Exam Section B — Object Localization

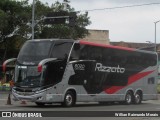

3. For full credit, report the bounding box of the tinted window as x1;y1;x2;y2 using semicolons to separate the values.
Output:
51;42;72;60
18;41;52;63
43;62;65;86
70;44;86;60
87;46;102;61
70;44;102;61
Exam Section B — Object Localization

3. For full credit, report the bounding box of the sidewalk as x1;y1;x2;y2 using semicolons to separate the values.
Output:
0;91;10;94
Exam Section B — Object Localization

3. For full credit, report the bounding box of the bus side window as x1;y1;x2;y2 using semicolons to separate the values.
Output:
87;46;102;61
51;42;72;60
44;62;64;86
70;44;86;60
102;48;114;64
80;45;89;60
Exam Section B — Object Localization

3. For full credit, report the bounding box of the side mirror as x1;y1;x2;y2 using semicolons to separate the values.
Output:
2;58;17;72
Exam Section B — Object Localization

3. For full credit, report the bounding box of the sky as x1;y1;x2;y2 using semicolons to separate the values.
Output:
28;0;160;43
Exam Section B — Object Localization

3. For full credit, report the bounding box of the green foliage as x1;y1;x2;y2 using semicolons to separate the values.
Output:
0;0;31;42
34;0;91;39
0;0;91;41
0;0;31;61
0;0;91;61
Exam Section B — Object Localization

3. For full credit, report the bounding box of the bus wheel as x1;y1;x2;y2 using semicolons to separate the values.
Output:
134;92;142;104
62;91;75;107
35;102;45;106
125;91;133;105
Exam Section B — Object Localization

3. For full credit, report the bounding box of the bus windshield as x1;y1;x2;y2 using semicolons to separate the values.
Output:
17;41;52;64
14;65;43;87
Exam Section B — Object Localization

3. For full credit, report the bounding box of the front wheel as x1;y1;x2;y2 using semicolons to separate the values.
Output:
62;91;76;107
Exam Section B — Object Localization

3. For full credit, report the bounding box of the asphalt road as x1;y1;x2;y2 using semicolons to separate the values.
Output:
0;93;160;120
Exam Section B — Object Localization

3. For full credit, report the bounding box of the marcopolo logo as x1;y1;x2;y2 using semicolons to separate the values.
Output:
95;63;125;73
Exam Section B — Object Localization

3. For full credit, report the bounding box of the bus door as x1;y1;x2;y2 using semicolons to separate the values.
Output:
43;61;65;86
68;60;96;96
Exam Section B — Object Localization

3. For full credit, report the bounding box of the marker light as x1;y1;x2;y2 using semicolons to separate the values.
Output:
38;64;42;72
37;58;57;72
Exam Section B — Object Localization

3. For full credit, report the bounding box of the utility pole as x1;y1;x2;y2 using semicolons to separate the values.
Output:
31;0;76;39
32;0;35;40
154;20;160;52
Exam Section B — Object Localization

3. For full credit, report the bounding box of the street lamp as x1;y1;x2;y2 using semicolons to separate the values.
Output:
154;20;160;52
146;41;152;44
31;0;70;40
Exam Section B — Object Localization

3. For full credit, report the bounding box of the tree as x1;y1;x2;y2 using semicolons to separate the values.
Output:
0;0;31;61
34;0;91;39
0;0;31;42
0;0;91;61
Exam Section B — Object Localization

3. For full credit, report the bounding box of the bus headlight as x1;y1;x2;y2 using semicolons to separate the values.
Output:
37;96;43;101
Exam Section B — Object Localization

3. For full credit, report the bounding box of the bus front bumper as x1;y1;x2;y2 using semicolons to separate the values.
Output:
12;90;46;102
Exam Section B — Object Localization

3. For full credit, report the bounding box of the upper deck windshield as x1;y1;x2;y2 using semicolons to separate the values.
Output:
17;40;74;65
18;41;52;64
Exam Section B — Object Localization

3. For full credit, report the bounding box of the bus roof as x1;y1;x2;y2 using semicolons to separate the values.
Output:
27;39;75;43
79;40;156;54
26;39;156;54
79;40;134;51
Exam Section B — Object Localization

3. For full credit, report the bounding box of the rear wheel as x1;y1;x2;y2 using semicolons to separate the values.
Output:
125;91;133;105
62;91;76;107
134;92;142;104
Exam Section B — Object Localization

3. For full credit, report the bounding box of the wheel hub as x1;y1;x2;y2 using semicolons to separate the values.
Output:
66;94;72;105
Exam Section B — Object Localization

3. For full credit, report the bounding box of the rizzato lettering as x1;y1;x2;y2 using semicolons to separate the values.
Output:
95;63;125;73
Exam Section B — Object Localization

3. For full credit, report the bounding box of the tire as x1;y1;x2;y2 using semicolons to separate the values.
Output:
125;91;133;105
134;92;142;104
35;102;45;106
62;91;75;107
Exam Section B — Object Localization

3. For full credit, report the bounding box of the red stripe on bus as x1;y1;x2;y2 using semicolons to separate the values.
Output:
38;64;42;72
104;70;154;94
2;62;6;72
79;40;134;51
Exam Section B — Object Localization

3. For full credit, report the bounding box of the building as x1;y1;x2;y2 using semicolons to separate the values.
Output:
110;41;160;58
83;29;110;44
110;41;152;49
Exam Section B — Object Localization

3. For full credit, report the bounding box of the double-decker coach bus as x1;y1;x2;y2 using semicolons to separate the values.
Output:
3;39;158;107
